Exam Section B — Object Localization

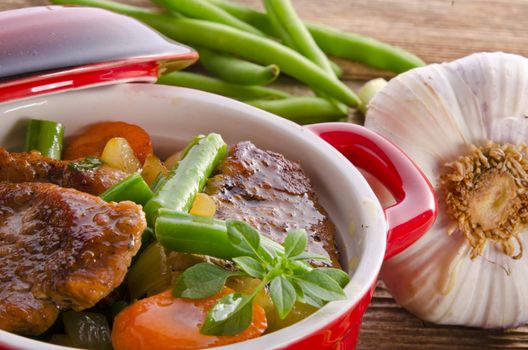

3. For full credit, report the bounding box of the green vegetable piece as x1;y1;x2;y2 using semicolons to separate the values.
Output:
226;219;261;257
246;97;347;124
155;210;284;260
99;173;153;205
197;47;279;86
295;269;347;302
263;0;334;75
201;293;254;336
232;256;265;279
316;268;350;288
173;262;236;299
153;0;264;36
292;251;331;262
283;229;308;258
158;71;290;101
269;276;296;319
67;156;103;171
329;60;343;78
207;0;426;73
144;133;227;225
62;311;112;350
24;119;64;159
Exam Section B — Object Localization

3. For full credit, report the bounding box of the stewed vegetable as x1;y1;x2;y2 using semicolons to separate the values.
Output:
0;118;350;350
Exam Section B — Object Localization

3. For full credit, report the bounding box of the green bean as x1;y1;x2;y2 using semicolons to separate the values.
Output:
24;119;64;160
50;0;359;107
153;0;264;36
246;96;347;124
157;71;290;100
207;0;425;73
155;210;285;259
196;47;279;85
143;133;226;225
99;173;153;205
263;0;333;75
330;60;343;78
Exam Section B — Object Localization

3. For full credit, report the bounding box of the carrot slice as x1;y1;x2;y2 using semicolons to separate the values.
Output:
63;122;152;164
112;288;267;350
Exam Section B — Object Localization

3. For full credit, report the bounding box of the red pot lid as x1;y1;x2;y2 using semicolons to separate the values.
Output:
0;6;198;103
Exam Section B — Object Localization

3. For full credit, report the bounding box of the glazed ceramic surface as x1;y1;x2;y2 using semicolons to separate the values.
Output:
0;84;434;349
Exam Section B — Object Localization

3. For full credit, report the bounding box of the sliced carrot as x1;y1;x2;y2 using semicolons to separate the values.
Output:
112;288;267;350
63;121;152;164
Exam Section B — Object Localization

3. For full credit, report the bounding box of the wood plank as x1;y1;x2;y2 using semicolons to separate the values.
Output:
2;1;528;349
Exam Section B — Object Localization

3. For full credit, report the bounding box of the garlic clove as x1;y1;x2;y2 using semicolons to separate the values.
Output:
367;52;528;328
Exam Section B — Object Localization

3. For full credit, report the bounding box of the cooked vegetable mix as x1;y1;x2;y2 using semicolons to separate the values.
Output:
24;119;64;159
2;118;351;349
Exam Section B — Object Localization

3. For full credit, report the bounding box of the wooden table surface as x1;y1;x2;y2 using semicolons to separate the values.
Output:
3;0;528;349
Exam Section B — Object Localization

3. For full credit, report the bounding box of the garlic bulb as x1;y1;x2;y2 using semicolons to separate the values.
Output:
365;52;528;328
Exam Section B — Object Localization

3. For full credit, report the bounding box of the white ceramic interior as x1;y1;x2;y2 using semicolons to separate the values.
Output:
0;84;387;350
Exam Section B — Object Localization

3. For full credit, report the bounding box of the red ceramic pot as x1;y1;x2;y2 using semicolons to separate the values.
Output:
0;6;437;350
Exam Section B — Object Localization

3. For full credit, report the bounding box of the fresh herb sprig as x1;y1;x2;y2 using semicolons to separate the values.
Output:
172;220;349;336
67;156;103;171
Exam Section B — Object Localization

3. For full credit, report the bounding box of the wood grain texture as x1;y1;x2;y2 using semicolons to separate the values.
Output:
2;0;528;349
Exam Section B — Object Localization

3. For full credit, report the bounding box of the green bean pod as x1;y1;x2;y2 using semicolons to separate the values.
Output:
143;133;227;225
207;0;426;73
155;210;285;259
157;71;290;100
197;47;279;85
152;0;264;36
246;96;347;124
99;172;153;205
24;119;64;160
49;0;359;107
263;0;334;75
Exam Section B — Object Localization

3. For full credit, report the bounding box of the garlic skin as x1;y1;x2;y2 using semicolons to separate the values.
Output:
365;52;528;328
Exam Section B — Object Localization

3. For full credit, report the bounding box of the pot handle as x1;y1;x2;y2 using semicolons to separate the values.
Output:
305;122;437;260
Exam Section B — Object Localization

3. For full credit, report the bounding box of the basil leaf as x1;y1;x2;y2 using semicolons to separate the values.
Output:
301;290;325;308
233;256;266;279
172;263;232;299
316;268;350;288
292;251;331;262
270;276;296;319
289;278;324;308
226;220;261;258
295;269;347;301
201;293;254;336
283;229;307;258
68;156;102;171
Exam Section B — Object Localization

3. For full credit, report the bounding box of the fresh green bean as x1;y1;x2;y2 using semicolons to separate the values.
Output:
330;60;343;78
196;47;279;85
263;0;333;75
246;96;347;124
144;133;227;225
50;0;359;107
155;210;285;259
99;173;153;205
24;119;64;160
152;0;264;36
157;71;290;100
207;0;425;73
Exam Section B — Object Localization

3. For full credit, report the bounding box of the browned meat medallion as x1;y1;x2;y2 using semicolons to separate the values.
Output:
0;182;146;335
206;141;340;267
0;148;127;195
